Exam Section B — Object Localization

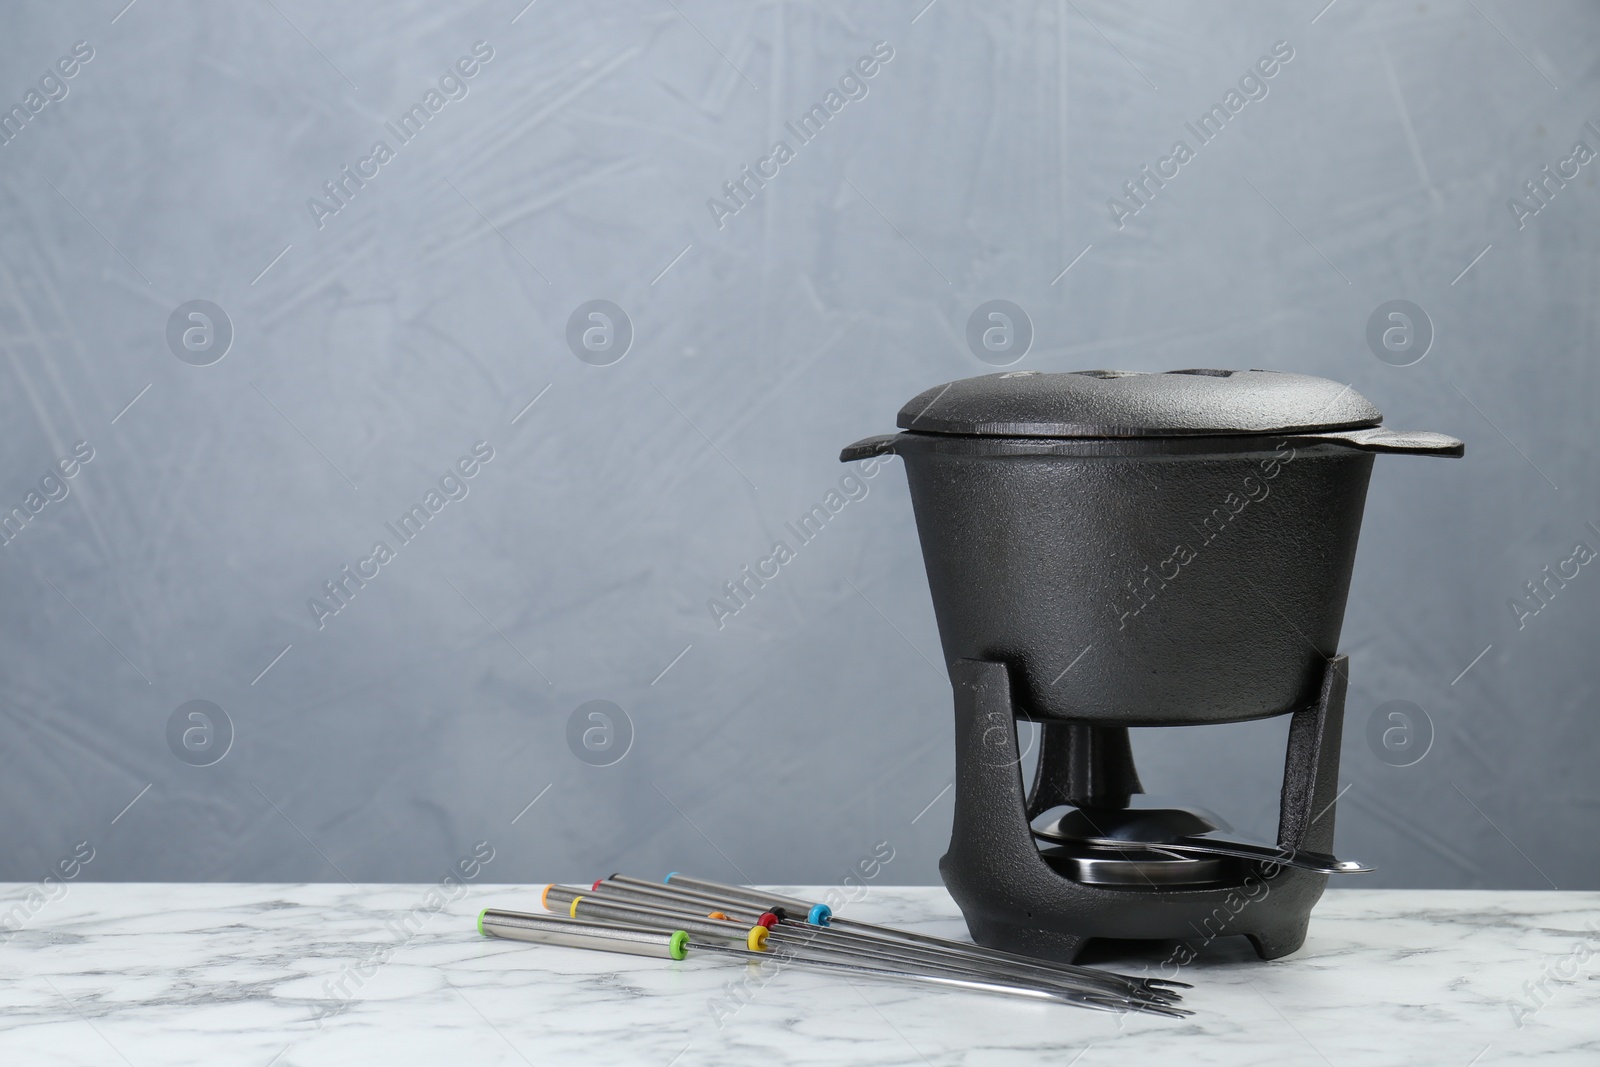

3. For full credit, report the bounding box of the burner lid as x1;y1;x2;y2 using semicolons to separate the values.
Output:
1033;803;1243;888
895;369;1382;438
1038;842;1238;887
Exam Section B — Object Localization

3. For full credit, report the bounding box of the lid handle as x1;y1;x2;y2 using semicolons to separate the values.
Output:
840;434;900;463
1298;427;1464;457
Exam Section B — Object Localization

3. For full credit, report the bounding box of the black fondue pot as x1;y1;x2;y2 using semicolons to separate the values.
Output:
842;369;1463;727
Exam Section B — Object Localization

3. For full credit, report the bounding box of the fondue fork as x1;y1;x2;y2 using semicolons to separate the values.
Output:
544;882;777;927
555;893;772;950
542;894;1159;1011
590;875;774;920
542;884;1183;1011
642;874;1192;993
755;917;1183;1011
478;910;1184;1014
609;873;1184;999
538;881;778;928
601;875;1188;1004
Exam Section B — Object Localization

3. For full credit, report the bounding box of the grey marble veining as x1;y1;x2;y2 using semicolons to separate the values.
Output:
2;884;1597;1065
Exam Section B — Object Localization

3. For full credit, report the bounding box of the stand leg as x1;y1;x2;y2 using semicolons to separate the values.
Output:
1277;656;1348;856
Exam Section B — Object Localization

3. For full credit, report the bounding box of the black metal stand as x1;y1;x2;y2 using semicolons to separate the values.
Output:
939;655;1349;963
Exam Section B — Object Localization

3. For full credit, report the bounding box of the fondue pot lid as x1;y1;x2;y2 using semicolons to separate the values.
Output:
896;369;1383;438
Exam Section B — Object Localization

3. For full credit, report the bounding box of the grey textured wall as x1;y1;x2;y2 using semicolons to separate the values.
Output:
1;0;1595;892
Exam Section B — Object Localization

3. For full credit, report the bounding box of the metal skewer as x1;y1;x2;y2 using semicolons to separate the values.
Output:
594;876;1185;1010
751;919;1181;1012
556;892;771;950
479;910;1175;1013
688;940;1182;1015
613;874;821;922
545;883;775;928
541;885;1180;1012
479;910;689;958
659;872;1196;988
564;883;1180;1008
759;915;1178;1007
600;876;781;919
612;874;1188;999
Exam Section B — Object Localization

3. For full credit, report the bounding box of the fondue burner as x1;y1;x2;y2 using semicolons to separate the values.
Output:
843;369;1462;963
940;655;1350;960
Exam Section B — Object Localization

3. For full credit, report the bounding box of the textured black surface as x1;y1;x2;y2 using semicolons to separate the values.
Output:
938;657;1349;963
852;369;1458;955
890;432;1378;725
1024;725;1142;816
895;369;1383;438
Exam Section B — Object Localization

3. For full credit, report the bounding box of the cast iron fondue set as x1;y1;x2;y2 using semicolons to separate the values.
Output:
843;368;1463;963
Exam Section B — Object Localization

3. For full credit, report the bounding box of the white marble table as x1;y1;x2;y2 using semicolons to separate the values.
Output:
2;884;1596;1066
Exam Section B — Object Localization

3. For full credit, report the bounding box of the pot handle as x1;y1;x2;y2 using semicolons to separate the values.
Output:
1296;427;1464;457
840;434;900;462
